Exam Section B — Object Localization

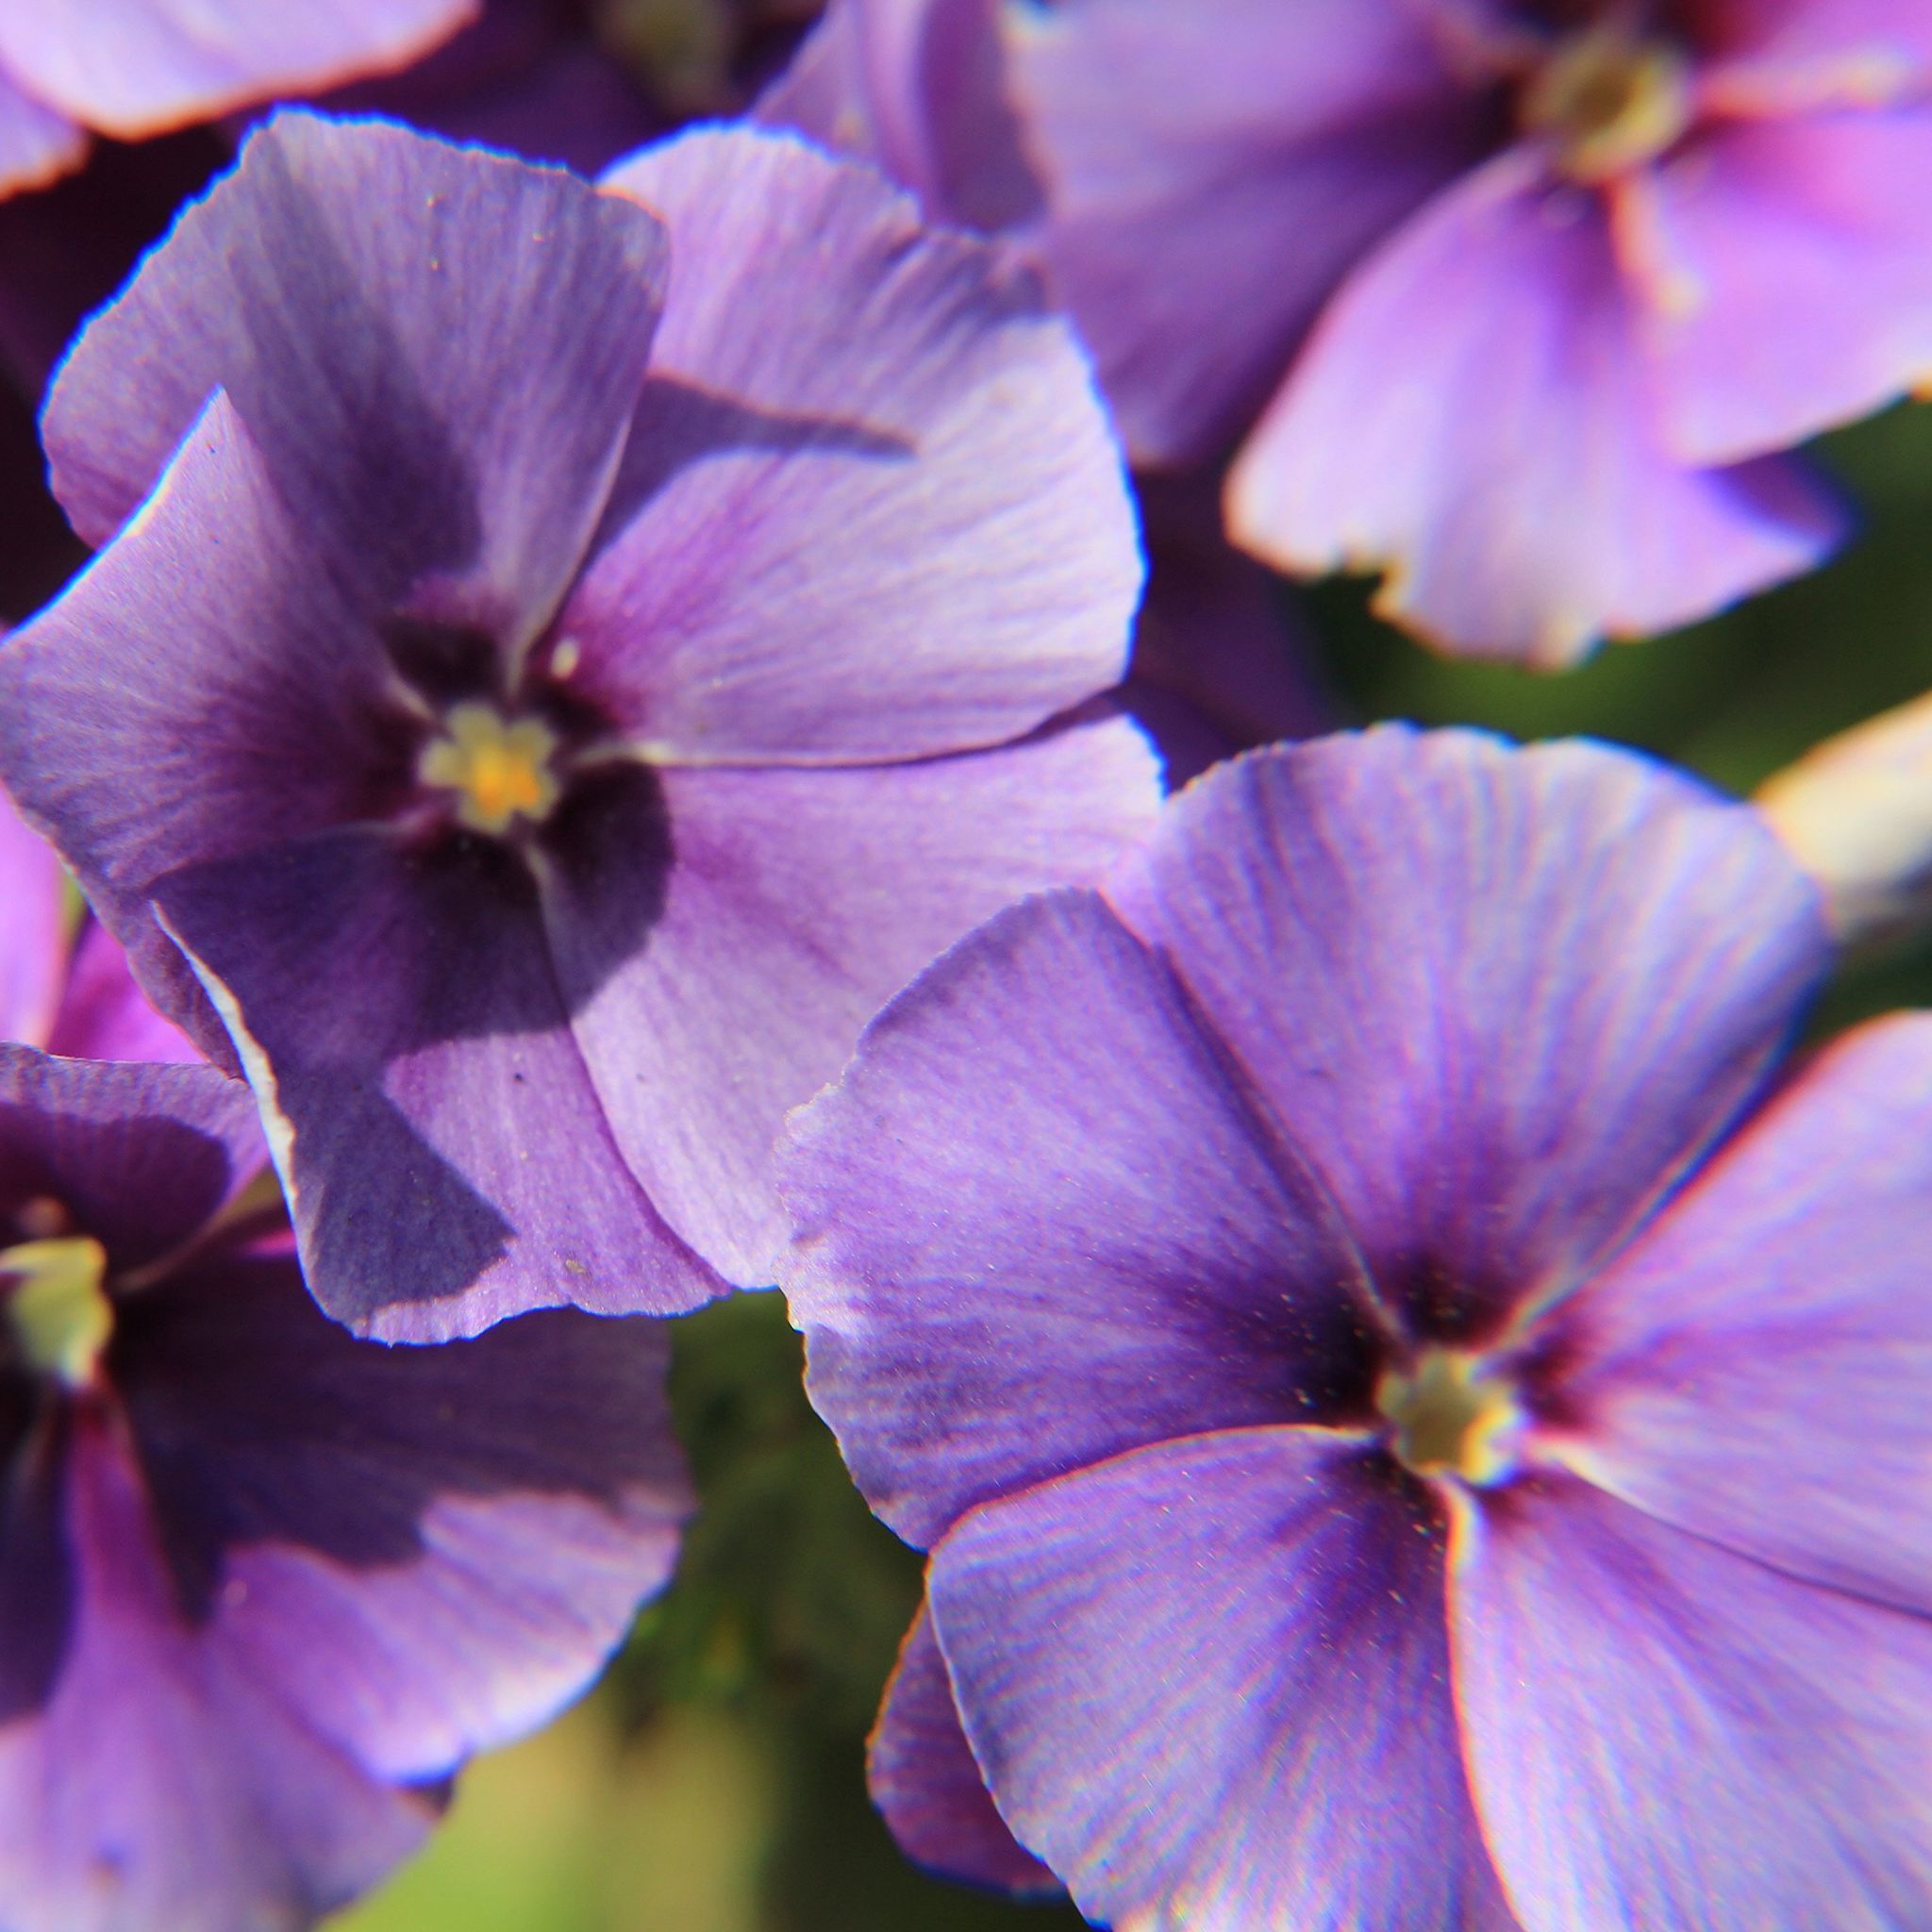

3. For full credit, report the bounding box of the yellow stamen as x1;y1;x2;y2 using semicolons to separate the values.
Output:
3;1236;113;1390
1377;1348;1524;1487
418;702;561;835
1521;27;1694;183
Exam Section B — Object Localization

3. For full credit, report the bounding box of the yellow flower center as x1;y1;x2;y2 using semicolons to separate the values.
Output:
1376;1347;1524;1487
2;1236;113;1390
1521;26;1694;182
418;702;561;835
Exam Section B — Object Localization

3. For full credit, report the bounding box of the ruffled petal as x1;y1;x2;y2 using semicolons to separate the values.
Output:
44;111;663;654
581;125;1139;764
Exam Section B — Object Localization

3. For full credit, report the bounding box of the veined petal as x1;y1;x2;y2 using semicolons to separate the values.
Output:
868;1604;1058;1895
778;884;1370;1549
557;715;1158;1292
1230;156;1847;663
581;126;1139;765
44;111;664;651
1107;731;1827;1339
1453;1474;1932;1932
151;825;723;1340
929;1429;1519;1932
1549;1011;1932;1617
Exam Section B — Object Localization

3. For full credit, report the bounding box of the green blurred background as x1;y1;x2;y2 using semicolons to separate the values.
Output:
332;400;1932;1932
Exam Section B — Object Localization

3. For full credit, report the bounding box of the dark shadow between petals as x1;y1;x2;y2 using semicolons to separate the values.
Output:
115;1252;678;1624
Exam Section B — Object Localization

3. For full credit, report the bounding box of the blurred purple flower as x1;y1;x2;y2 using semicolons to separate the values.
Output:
0;787;196;1065
779;728;1932;1926
1002;0;1932;662
0;0;475;198
0;112;1154;1341
0;1044;689;1931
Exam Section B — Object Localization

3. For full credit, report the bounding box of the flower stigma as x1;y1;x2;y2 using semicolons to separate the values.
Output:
1;1236;113;1390
1376;1347;1524;1487
1520;25;1694;182
418;701;562;835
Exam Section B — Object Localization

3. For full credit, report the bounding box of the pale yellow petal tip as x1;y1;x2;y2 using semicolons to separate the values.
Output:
1757;691;1932;945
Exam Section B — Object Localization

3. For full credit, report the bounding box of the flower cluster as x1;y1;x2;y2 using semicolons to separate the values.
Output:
1;2;1930;1927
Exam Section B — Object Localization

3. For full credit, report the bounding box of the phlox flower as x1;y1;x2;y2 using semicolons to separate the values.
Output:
0;0;475;196
779;726;1932;1928
0;1043;691;1931
994;0;1932;661
0;112;1153;1341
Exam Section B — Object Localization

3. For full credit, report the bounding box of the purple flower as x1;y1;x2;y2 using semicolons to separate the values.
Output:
777;728;1932;1926
0;787;197;1065
997;0;1932;661
0;1043;690;1930
0;0;475;197
760;5;1332;782
0;112;1153;1340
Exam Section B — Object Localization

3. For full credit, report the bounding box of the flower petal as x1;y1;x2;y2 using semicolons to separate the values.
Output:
929;1428;1518;1931
44;111;663;652
778;883;1370;1548
1453;1474;1932;1932
1622;109;1932;465
0;62;84;198
151;824;723;1340
1696;0;1932;108
1008;0;1495;463
119;1256;690;1779
1107;730;1828;1339
558;715;1158;1292
0;0;474;140
0;1414;433;1932
43;923;200;1065
755;0;1041;232
0;391;419;1059
1229;157;1847;664
581;125;1140;764
1548;1010;1932;1617
868;1604;1058;1895
0;785;65;1049
0;1047;262;1273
